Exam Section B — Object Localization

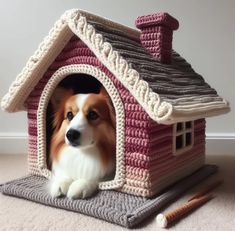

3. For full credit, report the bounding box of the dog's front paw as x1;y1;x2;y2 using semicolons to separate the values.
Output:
50;182;63;198
50;177;73;198
67;179;98;199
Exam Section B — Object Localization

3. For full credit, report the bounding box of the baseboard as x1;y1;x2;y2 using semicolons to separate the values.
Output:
206;133;235;155
0;133;28;155
0;133;234;155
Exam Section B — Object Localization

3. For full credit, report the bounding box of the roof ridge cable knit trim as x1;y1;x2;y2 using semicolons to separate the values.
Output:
68;10;173;123
1;9;230;124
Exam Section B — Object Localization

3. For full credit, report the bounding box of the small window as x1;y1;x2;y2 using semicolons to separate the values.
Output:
176;135;183;149
186;132;192;146
186;121;192;129
177;123;183;131
173;121;194;155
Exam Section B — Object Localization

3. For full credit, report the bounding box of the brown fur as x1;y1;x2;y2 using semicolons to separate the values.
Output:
50;87;116;169
83;91;116;168
50;89;74;161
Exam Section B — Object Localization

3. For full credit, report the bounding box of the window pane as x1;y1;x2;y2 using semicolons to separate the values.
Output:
186;121;192;129
176;135;183;149
177;123;183;131
186;132;192;146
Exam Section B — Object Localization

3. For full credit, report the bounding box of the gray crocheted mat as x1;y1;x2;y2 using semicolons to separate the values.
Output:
0;165;217;228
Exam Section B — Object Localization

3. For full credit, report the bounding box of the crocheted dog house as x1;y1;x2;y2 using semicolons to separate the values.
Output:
1;10;229;197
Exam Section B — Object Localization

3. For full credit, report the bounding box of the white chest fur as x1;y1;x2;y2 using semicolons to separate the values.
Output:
53;145;106;182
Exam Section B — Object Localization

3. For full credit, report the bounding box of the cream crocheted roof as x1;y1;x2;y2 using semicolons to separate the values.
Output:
1;9;230;124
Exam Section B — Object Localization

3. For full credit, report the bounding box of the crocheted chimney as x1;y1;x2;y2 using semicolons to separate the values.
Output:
136;12;179;64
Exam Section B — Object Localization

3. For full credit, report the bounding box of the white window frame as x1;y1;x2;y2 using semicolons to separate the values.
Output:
173;121;194;156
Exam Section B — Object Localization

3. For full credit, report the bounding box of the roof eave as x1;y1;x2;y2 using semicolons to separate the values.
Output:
160;103;230;125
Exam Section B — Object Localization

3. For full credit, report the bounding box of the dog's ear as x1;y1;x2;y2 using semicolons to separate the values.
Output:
50;87;73;109
50;87;73;132
99;86;107;95
99;87;116;128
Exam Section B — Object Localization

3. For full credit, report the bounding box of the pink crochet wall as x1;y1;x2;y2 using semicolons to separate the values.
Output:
123;119;205;196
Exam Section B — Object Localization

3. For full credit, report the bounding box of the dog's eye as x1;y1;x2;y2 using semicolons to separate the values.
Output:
87;110;99;121
67;111;74;121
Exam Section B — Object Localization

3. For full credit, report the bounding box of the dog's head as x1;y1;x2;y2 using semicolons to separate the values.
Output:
50;87;116;155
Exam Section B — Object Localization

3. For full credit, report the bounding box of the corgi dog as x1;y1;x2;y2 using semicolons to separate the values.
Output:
49;87;116;199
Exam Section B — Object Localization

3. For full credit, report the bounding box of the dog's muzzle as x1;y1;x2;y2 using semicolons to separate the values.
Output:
66;129;81;146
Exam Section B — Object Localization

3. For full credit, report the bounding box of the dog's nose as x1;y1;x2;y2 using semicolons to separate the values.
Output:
66;129;81;145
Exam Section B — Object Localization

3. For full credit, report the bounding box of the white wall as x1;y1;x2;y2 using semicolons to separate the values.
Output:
0;0;234;154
